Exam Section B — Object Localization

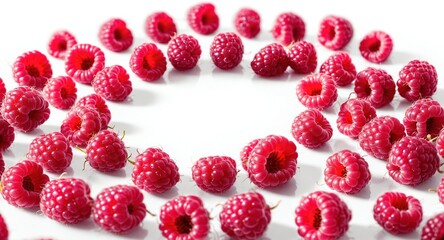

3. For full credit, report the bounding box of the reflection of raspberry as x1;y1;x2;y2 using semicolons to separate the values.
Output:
75;93;111;129
167;34;201;71
86;129;127;172
187;3;219;35
47;30;77;59
42;76;77;110
92;65;133;102
65;43;105;84
234;8;260;39
355;67;396;108
145;12;177;43
318;15;353;50
397;60;438;102
251;43;288;77
421;213;444;239
192;156;237;193
60;106;102;148
210;32;244;70
98;18;133;52
291;108;333;149
359;31;393;63
403;98;444;139
288;40;317;74
272;12;305;46
336;98;376;138
320;52;356;86
296;73;337;110
130;43;167;82
13;50;53;89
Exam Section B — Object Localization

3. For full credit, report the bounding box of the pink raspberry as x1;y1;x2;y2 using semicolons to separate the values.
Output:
272;12;306;46
60;106;102;148
0;116;15;152
234;8;261;39
0;214;7;240
288;40;317;74
355;67;396;108
12;50;53;89
318;15;353;50
129;43;167;82
0;154;4;177
437;176;444;204
98;18;133;52
65;43;105;84
145;12;177;44
336;98;377;138
403;98;444;139
319;51;356;86
192;156;237;193
42;76;77;110
240;138;261;171
437;128;444;158
295;191;351;239
167;34;201;71
40;178;93;224
92;65;133;102
86;129;127;172
373;192;422;234
421;213;444;239
187;3;219;35
251;43;288;77
47;30;77;59
74;93;111;129
291;108;333;149
360;31;393;63
0;77;6;105
296;73;338;110
210;32;244;70
219;192;271;239
397;60;438;102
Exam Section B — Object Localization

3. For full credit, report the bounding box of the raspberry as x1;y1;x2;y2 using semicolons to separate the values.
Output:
373;192;422;234
28;132;73;173
145;12;177;43
12;50;53;89
92;65;133;102
437;128;444;158
60;106;102;148
319;51;356;86
86;129;127;172
159;195;210;239
0;116;15;152
295;191;351;239
336;98;377;138
318;15;353;50
192;156;237;192
296;73;338;110
358;116;406;160
40;178;93;224
403;98;444;139
42;76;77;110
92;185;147;234
167;34;202;71
129;43;167;82
291;109;333;149
354;67;396;108
0;214;7;240
187;3;219;35
98;18;133;52
210;32;244;70
1;86;50;133
288;40;317;74
438;176;444;204
359;31;393;63
397;60;438;102
234;8;261;39
74;93;111;129
272;12;305;46
421;213;444;240
131;147;180;194
240;138;261;171
65;43;105;84
250;43;288;77
0;77;6;105
47;30;77;59
1;160;49;208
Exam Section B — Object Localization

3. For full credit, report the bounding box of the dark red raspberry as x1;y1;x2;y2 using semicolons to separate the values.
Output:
65;43;105;84
437;128;444;158
74;93;111;129
403;98;444;139
0;77;6;105
288;40;317;74
360;31;393;63
421;213;444;240
0;154;4;177
92;65;133;102
291;109;333;149
167;34;202;71
251;43;288;77
92;185;147;234
397;60;438;102
295;191;351;239
437;176;444;204
296;73;337;110
60;106;102;148
1;86;50;133
159;195;210;239
1;160;49;208
373;192;422;234
234;8;261;39
355;67;396;108
42;76;77;110
130;43;167;82
86;129;127;172
98;18;133;52
272;12;305;46
47;30;77;60
336;98;377;138
240;138;261;171
319;51;356;86
0;214;7;240
187;3;219;35
145;12;177;44
40;178;93;224
0;116;15;152
131;147;180;194
318;15;353;50
12;50;53;89
192;156;237;192
210;32;244;70
28;132;73;173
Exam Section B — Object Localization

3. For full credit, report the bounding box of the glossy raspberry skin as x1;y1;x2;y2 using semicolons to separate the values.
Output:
130;43;167;82
145;12;177;44
98;18;133;52
272;12;305;46
336;98;377;138
360;31;393;63
320;51;356;86
234;8;260;39
251;43;288;77
0;116;15;152
65;43;105;84
291;109;333;149
0;214;8;240
74;93;111;129
210;32;244;70
397;60;438;102
42;76;77;110
47;30;77;60
60;106;102;148
288;40;317;74
167;34;202;71
0;77;6;105
355;67;396;108
437;176;444;204
421;213;444;240
192;156;237;193
86;129;127;172
318;15;353;50
296;73;338;110
0;154;4;177
403;98;444;139
437;128;444;158
13;50;53;89
92;65;132;102
240;138;261;171
187;3;219;35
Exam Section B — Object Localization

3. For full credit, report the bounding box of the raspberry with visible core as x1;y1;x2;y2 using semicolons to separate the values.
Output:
130;43;167;82
397;60;438;102
251;43;288;77
296;73;338;110
42;76;77;110
47;30;77;60
12;50;53;90
403;98;444;139
421;213;444;240
234;8;261;39
210;32;244;70
60;106;102;148
145;12;177;44
336;98;377;138
98;18;133;52
319;51;356;86
291;108;333;149
65;43;105;84
92;65;133;102
192;156;237;193
167;34;202;71
359;31;393;63
355;67;396;108
74;93;111;129
288;40;317;74
187;3;219;35
86;129;127;172
272;12;305;46
318;15;353;50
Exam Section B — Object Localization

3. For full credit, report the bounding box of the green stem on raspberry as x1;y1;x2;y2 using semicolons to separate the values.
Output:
75;146;86;154
120;130;126;140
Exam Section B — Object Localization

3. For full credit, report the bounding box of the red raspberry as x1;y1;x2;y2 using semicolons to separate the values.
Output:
130;43;167;82
98;18;133;52
336;98;377;138
42;76;77;110
1;160;49;208
291;108;333;148
167;34;202;71
159;195;210;239
92;65;133;102
0;154;4;177
0;116;15;152
421;213;444;240
355;67;396;108
437;176;444;204
65;43;105;84
437;128;444;158
210;32;244;70
318;15;353;50
40;178;93;224
131;147;180;194
403;98;444;139
360;31;393;63
240;138;261;171
319;51;356;86
92;185;147;234
86;129;127;172
0;77;6;105
397;60;438;102
295;191;351;239
47;30;77;60
60;106;102;148
145;12;177;44
373;192;422;234
272;12;305;46
1;86;50;133
192;156;237;192
12;50;53;89
296;73;338;110
251;43;288;77
288;40;317;74
0;214;7;240
234;8;261;39
28;132;73;173
75;93;111;129
187;3;219;35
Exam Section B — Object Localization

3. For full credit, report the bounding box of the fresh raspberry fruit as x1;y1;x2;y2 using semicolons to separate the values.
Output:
1;86;50;133
92;65;133;102
65;43;105;84
131;147;180;194
272;12;305;46
296;73;338;110
40;178;93;224
0;214;7;240
86;129;127;172
47;30;77;60
92;185;147;234
130;43;167;82
187;3;219;35
1;160;49;208
373;192;422;234
192;156;237;192
318;15;353;50
336;98;377;138
360;31;393;63
437;128;444;158
234;8;261;39
145;12;177;44
0;77;6;105
251;43;288;77
0;155;4;177
12;50;53;89
295;191;351;239
167;34;202;71
42;76;77;110
437;176;444;204
288;40;317;74
397;60;438;102
403;98;444;139
159;195;210;240
0;116;15;152
240;138;261;171
421;213;444;240
319;51;356;86
28;132;73;173
210;32;244;70
60;106;102;148
98;18;133;52
291;109;333;149
74;93;111;129
355;67;396;108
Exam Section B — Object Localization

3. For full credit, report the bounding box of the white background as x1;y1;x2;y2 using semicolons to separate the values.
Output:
0;1;443;239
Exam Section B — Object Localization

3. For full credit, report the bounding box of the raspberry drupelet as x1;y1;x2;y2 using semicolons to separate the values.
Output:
319;51;356;87
240;138;261;171
403;98;444;139
318;15;353;50
65;43;105;84
291;108;333;149
296;73;338;110
359;31;393;63
145;12;177;44
187;3;219;35
251;43;288;77
47;30;77;59
60;106;102;148
234;8;261;39
421;213;444;239
12;50;53;89
210;32;244;70
167;34;202;71
272;12;305;46
42;76;77;110
397;59;438;102
355;67;396;108
288;40;317;74
192;156;237;193
86;129;127;172
92;65;133;102
98;18;133;52
74;93;111;129
336;98;377;138
130;43;167;82
0;116;15;152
